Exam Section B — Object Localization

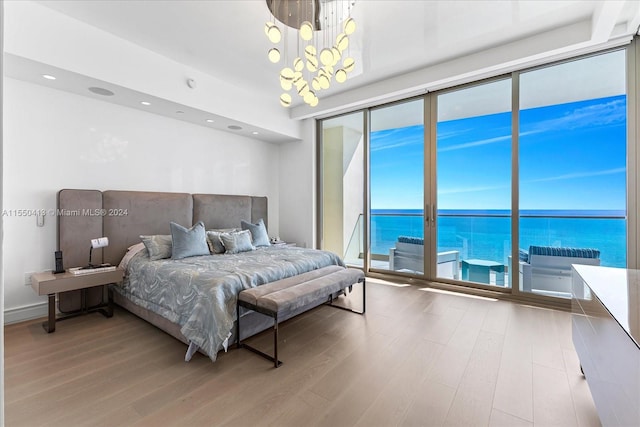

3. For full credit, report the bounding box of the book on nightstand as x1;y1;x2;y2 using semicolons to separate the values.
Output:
68;265;116;275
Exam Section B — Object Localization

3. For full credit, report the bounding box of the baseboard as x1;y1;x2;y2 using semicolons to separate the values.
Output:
4;302;48;324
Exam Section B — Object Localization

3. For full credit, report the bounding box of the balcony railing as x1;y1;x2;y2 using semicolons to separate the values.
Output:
344;210;626;296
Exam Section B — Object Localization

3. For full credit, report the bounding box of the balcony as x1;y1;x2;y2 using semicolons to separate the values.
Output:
344;210;625;297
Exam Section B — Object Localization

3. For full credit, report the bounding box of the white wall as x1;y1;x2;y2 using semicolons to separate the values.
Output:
278;119;316;249
3;78;281;318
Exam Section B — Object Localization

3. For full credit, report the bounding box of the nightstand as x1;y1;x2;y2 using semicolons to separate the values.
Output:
31;268;124;333
272;241;297;248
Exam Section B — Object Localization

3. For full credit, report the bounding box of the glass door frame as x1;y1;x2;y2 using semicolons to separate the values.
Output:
317;44;633;308
427;76;515;295
316;109;369;272
366;96;431;278
512;48;628;301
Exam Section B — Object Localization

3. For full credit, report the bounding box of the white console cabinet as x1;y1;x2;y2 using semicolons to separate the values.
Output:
571;265;640;426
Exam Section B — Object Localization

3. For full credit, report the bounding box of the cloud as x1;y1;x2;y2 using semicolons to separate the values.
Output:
437;131;539;153
438;134;511;152
370;127;422;152
438;183;510;195
524;98;626;133
524;167;625;184
436;168;624;196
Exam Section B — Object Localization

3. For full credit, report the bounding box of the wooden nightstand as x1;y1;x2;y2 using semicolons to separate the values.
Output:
31;268;124;333
272;242;297;248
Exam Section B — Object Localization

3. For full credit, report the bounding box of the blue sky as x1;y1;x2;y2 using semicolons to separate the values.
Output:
370;94;627;211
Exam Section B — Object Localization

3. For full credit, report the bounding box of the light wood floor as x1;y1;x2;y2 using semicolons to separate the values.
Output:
5;279;601;427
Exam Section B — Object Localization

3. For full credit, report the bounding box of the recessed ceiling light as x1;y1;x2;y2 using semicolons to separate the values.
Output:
140;101;151;106
42;74;56;80
206;119;214;123
252;131;259;135
228;125;242;130
88;87;115;96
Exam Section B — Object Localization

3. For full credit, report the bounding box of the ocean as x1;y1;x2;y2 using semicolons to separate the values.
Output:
370;209;626;267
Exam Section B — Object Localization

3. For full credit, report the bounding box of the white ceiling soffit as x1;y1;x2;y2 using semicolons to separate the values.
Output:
5;0;302;144
3;54;299;144
9;0;640;128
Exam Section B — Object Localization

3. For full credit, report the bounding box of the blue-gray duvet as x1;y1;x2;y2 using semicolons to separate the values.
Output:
113;246;344;361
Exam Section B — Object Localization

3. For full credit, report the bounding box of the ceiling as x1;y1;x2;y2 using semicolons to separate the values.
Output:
5;0;640;142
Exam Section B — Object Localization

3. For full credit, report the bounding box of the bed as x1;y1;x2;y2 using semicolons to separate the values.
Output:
56;189;346;361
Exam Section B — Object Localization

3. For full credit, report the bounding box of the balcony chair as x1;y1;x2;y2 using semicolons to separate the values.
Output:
389;236;460;279
516;245;600;296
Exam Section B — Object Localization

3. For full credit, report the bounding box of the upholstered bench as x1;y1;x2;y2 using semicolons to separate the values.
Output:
237;265;365;367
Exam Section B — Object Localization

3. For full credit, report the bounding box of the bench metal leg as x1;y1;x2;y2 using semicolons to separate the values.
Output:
273;317;279;368
236;304;241;349
328;278;366;314
237;276;365;368
237;307;283;368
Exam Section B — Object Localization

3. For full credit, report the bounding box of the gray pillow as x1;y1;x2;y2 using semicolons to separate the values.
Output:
206;229;235;254
170;221;210;259
241;218;271;247
140;234;172;261
220;229;255;254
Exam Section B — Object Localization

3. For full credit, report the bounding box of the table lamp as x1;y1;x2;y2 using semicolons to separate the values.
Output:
84;237;109;269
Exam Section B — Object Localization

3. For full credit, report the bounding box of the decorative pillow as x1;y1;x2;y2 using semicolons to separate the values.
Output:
518;248;529;263
140;234;173;261
118;242;146;270
241;218;271;247
170;221;210;260
206;230;233;254
220;229;255;254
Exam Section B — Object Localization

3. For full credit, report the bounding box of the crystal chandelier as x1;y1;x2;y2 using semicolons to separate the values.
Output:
264;0;357;107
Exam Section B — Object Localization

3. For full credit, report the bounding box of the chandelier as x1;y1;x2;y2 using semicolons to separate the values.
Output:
264;0;357;107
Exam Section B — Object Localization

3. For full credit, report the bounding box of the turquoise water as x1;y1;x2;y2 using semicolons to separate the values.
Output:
370;209;626;267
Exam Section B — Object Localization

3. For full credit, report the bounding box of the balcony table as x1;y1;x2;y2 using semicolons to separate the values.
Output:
461;259;505;285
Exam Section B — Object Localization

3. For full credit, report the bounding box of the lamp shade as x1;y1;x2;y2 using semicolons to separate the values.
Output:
320;48;334;66
300;21;314;41
280;93;292;107
336;33;348;51
344;17;356;35
265;22;281;43
268;48;281;63
91;237;109;249
343;57;355;73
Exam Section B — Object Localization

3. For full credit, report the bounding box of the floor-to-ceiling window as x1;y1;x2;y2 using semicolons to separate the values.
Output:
319;112;366;268
318;47;628;303
435;79;512;288
369;99;425;274
518;50;627;298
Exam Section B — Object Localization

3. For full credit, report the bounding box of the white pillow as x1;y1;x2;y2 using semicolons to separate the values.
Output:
118;242;146;270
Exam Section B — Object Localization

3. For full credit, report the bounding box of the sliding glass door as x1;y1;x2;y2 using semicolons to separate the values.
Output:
318;47;628;303
369;99;425;274
518;51;627;298
435;79;512;287
320;112;365;268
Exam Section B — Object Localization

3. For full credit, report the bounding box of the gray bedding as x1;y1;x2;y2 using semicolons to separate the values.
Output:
112;246;344;361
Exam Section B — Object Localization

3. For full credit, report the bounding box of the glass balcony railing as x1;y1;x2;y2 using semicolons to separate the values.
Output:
345;210;626;296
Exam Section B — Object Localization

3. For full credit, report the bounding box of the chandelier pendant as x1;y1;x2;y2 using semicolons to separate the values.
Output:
265;0;357;108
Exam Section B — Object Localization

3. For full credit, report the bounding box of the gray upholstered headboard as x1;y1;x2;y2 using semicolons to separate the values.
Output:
57;189;268;269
